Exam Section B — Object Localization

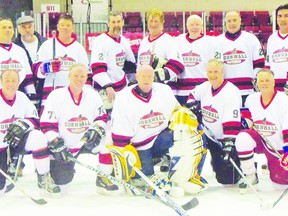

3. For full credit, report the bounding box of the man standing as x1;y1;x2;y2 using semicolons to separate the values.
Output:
265;4;288;93
214;11;265;105
137;8;184;88
90;11;136;108
14;15;47;105
33;13;89;115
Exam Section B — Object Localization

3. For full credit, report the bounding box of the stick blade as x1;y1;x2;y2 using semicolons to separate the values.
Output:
32;198;48;205
5;183;15;193
181;197;199;210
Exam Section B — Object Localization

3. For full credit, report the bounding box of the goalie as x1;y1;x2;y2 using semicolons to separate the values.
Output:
104;65;179;195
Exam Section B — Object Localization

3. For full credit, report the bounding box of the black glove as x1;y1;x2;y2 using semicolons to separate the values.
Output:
185;100;202;124
4;120;30;148
27;93;40;107
151;57;168;69
81;125;105;153
48;137;70;161
154;68;170;83
222;138;235;161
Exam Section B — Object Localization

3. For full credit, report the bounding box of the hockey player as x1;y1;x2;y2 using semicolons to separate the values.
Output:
0;69;60;195
90;11;136;195
109;64;180;193
137;8;184;88
90;11;136;110
265;4;288;93
186;59;242;185
33;13;89;115
40;64;108;194
175;14;215;105
235;68;288;193
0;18;36;100
214;10;265;106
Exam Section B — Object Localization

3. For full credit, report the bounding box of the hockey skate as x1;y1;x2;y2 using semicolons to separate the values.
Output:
96;175;120;196
153;154;171;172
38;172;61;195
239;173;259;194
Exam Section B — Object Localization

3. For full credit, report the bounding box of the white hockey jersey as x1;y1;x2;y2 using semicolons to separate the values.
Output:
111;83;179;150
0;43;35;94
175;33;215;96
187;80;242;140
137;33;184;83
265;30;288;91
215;31;265;95
0;90;38;149
90;33;136;92
245;91;288;150
40;86;107;152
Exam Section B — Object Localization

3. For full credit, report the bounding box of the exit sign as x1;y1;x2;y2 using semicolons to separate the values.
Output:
41;4;60;13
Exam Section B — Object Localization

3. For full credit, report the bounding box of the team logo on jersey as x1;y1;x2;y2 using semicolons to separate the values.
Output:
65;115;90;134
139;110;165;129
116;51;125;67
271;47;288;63
59;55;76;71
0;58;23;72
138;50;153;65
182;50;201;67
202;106;218;123
253;119;277;136
223;48;247;65
0;116;18;134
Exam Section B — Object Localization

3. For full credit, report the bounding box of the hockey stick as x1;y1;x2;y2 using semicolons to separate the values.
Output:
67;156;198;212
271;187;288;208
0;168;47;205
133;167;191;216
5;155;24;193
52;30;57;89
202;125;274;209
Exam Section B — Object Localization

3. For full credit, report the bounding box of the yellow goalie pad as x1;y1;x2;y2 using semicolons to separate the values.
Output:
106;144;141;182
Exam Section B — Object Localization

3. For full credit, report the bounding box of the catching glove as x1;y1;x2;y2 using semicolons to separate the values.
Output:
222;138;235;161
48;137;70;161
280;146;288;170
4;120;31;148
186;100;202;124
154;68;170;83
151;57;168;69
81;124;105;153
41;59;61;74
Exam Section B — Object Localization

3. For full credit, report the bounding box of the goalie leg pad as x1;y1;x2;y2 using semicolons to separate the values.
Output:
168;128;204;184
107;145;141;182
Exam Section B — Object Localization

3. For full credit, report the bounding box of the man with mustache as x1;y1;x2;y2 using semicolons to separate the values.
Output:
90;11;136;195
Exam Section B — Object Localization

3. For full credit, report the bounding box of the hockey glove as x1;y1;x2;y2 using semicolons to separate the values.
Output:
27;93;40;107
41;59;61;74
4;120;31;148
48;137;70;161
81;124;106;153
280;146;288;170
154;68;170;83
151;57;168;69
222;138;235;161
185;100;202;124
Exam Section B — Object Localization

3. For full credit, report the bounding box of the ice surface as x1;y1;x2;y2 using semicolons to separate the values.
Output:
1;152;286;216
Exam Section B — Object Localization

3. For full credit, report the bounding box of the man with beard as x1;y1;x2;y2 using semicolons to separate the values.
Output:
90;11;136;195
